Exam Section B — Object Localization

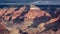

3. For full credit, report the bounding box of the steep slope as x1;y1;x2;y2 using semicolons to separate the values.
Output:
0;5;60;34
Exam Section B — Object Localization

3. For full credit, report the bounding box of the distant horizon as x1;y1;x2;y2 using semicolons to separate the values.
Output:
0;0;60;5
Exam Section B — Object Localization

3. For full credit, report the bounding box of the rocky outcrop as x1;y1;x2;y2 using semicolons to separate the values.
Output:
0;5;60;34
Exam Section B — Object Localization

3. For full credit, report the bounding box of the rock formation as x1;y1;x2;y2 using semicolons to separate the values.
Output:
0;5;60;34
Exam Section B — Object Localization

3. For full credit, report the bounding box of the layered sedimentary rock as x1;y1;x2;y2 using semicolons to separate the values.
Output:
0;5;60;34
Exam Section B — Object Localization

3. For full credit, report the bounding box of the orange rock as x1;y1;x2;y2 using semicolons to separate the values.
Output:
11;6;25;20
5;8;16;15
25;9;51;21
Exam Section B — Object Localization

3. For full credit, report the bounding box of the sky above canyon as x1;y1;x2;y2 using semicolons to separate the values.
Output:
0;0;60;5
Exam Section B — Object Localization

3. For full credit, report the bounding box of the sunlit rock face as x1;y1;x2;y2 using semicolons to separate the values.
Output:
0;5;60;34
25;9;51;20
25;5;51;21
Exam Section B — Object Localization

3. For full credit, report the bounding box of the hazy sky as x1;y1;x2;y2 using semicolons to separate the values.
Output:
0;0;59;3
0;0;60;5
